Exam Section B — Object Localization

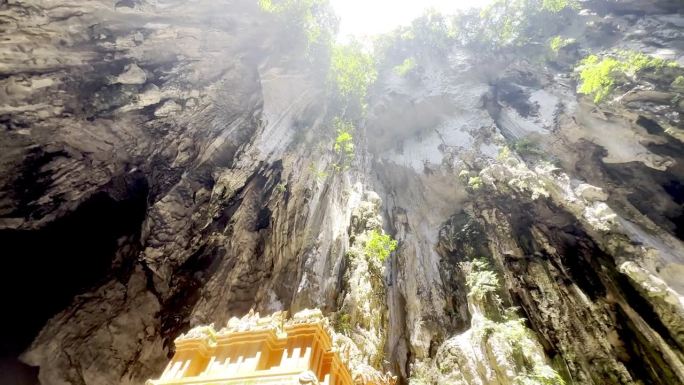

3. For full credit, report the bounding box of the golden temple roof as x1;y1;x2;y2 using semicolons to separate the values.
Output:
147;309;356;385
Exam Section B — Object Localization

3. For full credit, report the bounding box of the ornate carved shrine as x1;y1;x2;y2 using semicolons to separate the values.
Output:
147;309;354;385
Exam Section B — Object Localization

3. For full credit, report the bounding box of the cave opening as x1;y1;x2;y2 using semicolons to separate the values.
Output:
0;174;148;385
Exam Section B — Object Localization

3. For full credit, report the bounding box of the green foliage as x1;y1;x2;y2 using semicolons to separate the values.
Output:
308;164;329;181
577;51;679;103
330;41;377;105
335;312;352;334
483;317;563;383
463;259;566;385
497;146;512;162
541;0;579;12
462;0;576;50
374;10;454;74
624;51;678;72
334;131;354;155
513;138;544;156
514;366;566;385
275;183;287;193
332;117;355;170
376;1;578;70
394;57;417;76
478;0;530;46
468;176;484;190
577;55;620;103
459;167;484;191
257;0;279;12
258;0;336;50
404;10;455;55
477;315;566;385
465;259;499;300
671;75;684;90
333;116;355;132
258;0;325;41
549;35;574;53
477;316;527;344
365;229;398;262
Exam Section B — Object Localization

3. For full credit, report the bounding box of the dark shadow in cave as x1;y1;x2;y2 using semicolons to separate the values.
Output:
602;161;684;241
573;138;684;242
502;198;682;385
0;174;148;385
158;163;278;356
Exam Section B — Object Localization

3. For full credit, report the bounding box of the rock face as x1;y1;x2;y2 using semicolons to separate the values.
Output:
1;1;684;385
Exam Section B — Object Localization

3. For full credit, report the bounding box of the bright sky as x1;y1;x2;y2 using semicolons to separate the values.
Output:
331;0;492;39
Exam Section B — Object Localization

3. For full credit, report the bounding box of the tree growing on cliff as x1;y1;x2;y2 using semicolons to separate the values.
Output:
454;0;578;51
577;51;679;103
329;40;377;108
365;230;398;262
258;0;337;54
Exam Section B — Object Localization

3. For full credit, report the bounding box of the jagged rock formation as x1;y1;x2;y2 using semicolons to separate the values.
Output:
1;1;684;385
335;190;390;369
